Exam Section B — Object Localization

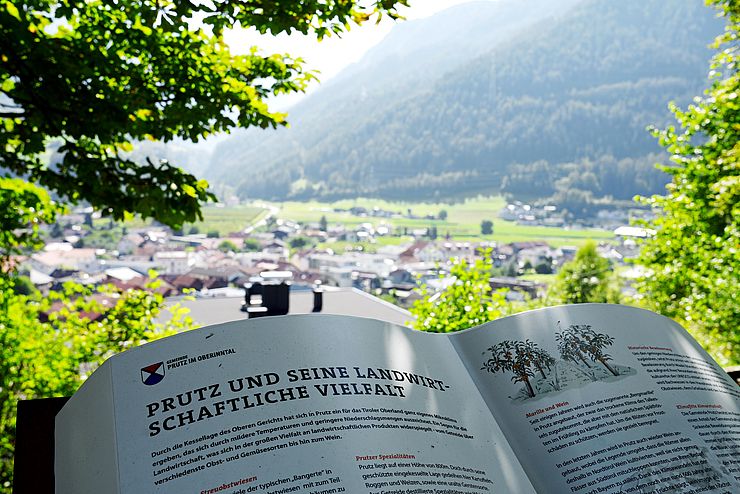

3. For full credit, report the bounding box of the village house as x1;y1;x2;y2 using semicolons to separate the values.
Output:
290;247;322;272
153;250;193;275
437;241;482;263
515;244;559;269
271;226;293;241
188;266;248;286
29;244;99;275
306;252;393;278
104;268;176;296
99;255;159;274
387;268;416;290
116;232;146;255
489;277;546;301
397;241;430;264
235;251;283;267
169;233;208;248
262;239;289;260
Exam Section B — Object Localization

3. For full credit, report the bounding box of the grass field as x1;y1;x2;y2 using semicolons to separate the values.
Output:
110;205;265;237
269;196;614;247
101;197;614;247
188;205;264;236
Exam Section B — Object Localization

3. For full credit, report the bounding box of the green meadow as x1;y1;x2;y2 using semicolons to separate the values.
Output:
188;205;265;236
108;204;265;237
112;197;614;247
269;196;614;247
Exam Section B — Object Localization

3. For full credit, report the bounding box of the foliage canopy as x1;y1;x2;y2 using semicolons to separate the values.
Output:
410;252;510;333
0;177;59;261
1;0;408;227
550;241;618;305
636;0;740;366
0;276;194;490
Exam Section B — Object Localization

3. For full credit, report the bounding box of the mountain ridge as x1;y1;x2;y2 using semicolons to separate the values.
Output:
204;0;722;206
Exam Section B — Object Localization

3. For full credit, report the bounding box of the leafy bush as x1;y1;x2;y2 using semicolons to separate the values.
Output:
411;251;510;332
0;277;194;491
635;0;739;366
242;239;262;252
549;242;619;304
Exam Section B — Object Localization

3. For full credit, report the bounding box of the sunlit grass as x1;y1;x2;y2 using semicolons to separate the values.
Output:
270;196;614;246
110;204;265;237
188;205;264;236
103;197;615;247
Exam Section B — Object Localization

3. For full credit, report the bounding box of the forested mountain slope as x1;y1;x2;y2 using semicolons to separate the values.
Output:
206;0;721;203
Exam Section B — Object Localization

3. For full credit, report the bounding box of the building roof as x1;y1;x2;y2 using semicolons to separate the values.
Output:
510;241;549;251
613;226;655;238
32;248;97;268
399;241;429;259
30;269;54;285
159;287;413;328
108;277;175;296
154;250;189;259
187;266;245;279
105;267;144;282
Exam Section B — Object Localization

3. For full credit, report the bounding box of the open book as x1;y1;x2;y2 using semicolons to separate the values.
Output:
56;304;740;494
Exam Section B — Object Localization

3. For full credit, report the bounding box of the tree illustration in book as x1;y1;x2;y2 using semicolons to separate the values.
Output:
481;323;635;402
556;324;620;376
481;340;555;399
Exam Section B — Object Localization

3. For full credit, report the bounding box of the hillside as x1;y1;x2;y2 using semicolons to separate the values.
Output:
205;0;722;205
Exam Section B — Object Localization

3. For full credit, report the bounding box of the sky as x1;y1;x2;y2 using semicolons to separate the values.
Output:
223;0;486;109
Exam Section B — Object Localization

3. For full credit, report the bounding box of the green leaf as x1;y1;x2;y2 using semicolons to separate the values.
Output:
4;1;20;21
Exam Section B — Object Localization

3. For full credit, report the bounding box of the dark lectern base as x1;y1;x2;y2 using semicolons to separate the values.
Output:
13;397;69;494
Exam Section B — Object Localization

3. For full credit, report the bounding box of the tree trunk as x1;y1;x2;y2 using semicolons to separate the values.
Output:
523;376;535;398
535;362;546;379
578;353;591;367
598;358;619;376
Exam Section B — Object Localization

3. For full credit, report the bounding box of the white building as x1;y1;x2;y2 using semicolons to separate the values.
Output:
153;251;193;275
235;252;283;267
29;245;99;274
307;252;394;278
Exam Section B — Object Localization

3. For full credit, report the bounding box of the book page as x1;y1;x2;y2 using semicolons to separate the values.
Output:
108;314;535;494
450;304;740;494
